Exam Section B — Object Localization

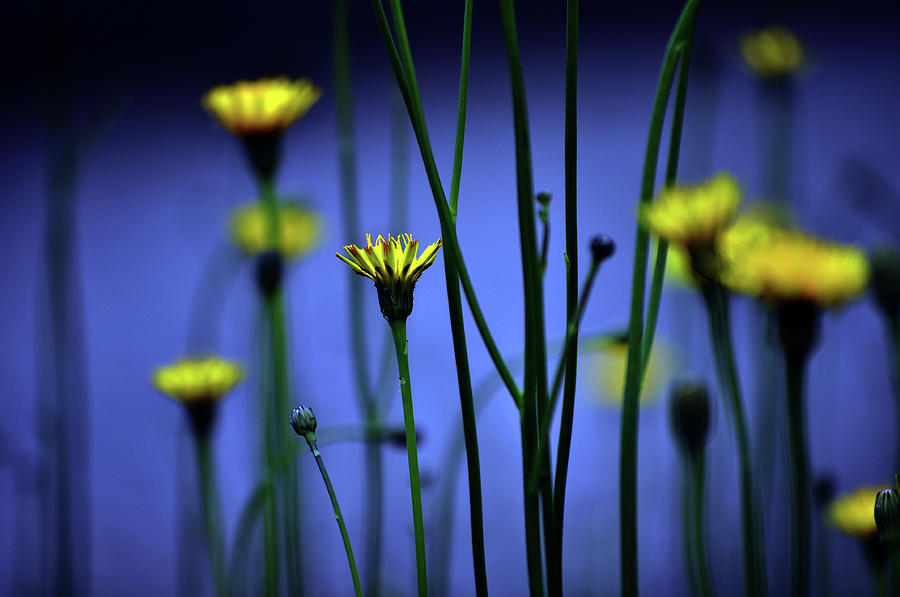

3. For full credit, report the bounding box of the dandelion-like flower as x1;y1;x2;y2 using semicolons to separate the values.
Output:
827;486;887;539
723;233;870;308
203;77;322;137
153;357;244;403
740;28;805;80
640;173;741;249
230;201;322;259
336;234;442;321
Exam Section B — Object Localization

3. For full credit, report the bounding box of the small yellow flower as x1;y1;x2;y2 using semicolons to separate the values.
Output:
583;335;674;408
723;233;870;308
660;241;694;287
336;234;442;320
203;77;322;137
640;173;741;248
152;357;244;403
740;28;805;80
229;201;322;259
828;486;887;539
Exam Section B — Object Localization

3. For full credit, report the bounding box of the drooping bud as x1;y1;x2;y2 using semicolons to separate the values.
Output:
875;487;900;551
290;405;318;444
590;235;616;264
870;245;900;317
668;379;712;456
255;250;284;297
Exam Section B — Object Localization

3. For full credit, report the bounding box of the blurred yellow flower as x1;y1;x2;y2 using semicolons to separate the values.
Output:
583;335;674;407
152;357;244;403
827;486;886;539
740;28;805;79
723;233;870;308
719;203;789;268
203;77;322;137
230;201;322;260
337;234;442;320
640;173;741;248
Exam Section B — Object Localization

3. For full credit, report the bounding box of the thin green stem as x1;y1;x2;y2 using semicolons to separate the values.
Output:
449;0;473;218
552;0;579;582
785;349;811;597
701;283;767;597
257;302;279;597
619;4;700;595
371;0;522;406
680;453;700;597
306;440;363;597
389;318;428;597
886;313;900;474
690;455;714;597
193;432;228;597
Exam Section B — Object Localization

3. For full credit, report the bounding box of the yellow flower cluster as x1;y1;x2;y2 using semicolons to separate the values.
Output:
230;201;322;259
827;486;886;539
723;233;870;308
740;28;805;79
337;234;442;290
640;173;741;248
152;357;244;403
203;77;322;137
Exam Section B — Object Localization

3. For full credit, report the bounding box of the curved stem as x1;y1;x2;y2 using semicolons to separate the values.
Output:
702;283;767;597
306;440;363;597
785;349;811;597
389;318;428;596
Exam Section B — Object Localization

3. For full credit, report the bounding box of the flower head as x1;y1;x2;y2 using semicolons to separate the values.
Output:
203;77;322;137
152;357;244;404
290;405;318;444
828;486;887;539
640;173;742;249
723;233;870;308
740;28;805;80
230;201;322;260
336;234;442;321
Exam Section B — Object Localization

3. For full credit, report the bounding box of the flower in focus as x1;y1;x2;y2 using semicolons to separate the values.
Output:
230;201;322;260
203;77;322;137
640;173;741;249
336;234;442;321
828;486;887;539
152;357;244;404
583;334;674;408
740;28;805;80
723;233;870;308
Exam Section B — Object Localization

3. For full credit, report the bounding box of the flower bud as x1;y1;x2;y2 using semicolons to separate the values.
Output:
870;245;900;317
290;405;318;443
255;250;284;298
875;487;900;551
590;235;616;264
668;379;712;456
536;191;552;207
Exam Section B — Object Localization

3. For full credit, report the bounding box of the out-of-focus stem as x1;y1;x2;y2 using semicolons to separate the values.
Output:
193;433;228;597
785;350;811;597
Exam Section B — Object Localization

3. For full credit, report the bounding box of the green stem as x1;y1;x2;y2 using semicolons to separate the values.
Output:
701;283;767;597
257;303;279;597
886;313;900;474
193;432;228;597
551;0;579;587
619;4;700;595
680;453;700;597
785;349;811;597
389;318;428;596
449;0;473;218
889;551;900;597
306;440;363;597
690;454;714;597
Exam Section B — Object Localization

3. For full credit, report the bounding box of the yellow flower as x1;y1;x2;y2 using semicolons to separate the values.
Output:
640;173;741;248
828;486;887;539
723;233;870;308
660;241;695;287
229;201;322;260
740;28;805;79
336;234;442;320
152;357;244;403
583;335;674;408
203;77;322;137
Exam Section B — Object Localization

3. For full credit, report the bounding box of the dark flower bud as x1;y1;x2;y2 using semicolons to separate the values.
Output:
590;235;616;264
255;250;284;297
669;379;712;456
536;191;552;207
870;245;900;317
875;487;900;551
290;405;318;443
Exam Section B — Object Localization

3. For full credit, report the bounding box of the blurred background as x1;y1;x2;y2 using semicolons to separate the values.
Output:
1;0;900;595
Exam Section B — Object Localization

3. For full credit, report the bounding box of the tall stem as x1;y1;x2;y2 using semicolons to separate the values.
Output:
785;349;811;597
701;283;767;597
389;318;428;596
885;313;900;474
690;454;714;597
193;432;228;597
306;440;363;597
